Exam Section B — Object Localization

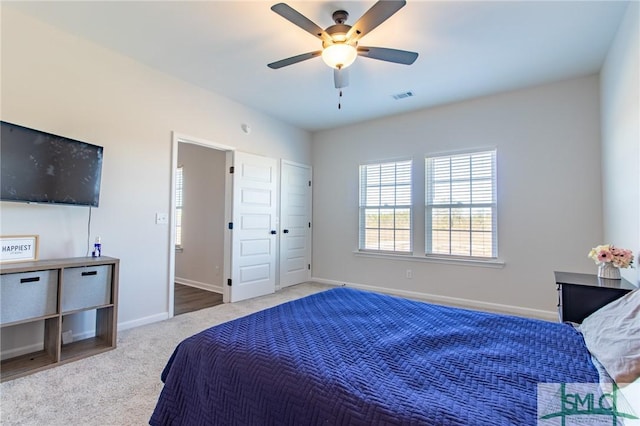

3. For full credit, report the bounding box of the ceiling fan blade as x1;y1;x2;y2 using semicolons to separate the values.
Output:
271;3;330;41
334;68;349;89
357;46;418;65
268;51;322;69
346;0;406;42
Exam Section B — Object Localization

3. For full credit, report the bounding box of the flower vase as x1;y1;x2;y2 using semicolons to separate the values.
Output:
598;263;621;279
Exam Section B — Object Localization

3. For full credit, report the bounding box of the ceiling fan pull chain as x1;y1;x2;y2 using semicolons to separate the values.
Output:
338;90;343;110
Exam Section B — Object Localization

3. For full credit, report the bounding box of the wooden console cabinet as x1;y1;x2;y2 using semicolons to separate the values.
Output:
0;256;119;382
555;271;636;323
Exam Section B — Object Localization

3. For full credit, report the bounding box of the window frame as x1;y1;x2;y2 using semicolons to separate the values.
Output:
358;159;413;254
175;165;184;250
425;149;497;260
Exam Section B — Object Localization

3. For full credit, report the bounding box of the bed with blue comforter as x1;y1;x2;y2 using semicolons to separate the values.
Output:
150;287;600;425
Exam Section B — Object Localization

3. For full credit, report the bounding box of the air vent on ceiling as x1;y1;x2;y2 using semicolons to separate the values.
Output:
392;91;414;100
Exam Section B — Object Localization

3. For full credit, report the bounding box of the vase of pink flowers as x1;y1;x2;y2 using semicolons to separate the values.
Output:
588;244;634;279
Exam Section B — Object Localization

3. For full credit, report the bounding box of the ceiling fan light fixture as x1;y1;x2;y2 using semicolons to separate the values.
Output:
321;43;357;69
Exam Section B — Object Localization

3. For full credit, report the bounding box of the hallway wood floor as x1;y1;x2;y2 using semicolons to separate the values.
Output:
174;283;223;316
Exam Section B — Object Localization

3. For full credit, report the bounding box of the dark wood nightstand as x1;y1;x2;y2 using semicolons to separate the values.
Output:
555;271;637;323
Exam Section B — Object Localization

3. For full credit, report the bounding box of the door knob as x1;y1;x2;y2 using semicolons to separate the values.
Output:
283;229;290;234
270;230;277;235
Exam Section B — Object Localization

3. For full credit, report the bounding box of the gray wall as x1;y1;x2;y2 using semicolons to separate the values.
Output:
600;2;639;286
311;75;604;318
0;7;311;334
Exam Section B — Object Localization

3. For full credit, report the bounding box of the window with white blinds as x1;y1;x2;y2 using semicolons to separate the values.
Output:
425;150;497;258
175;166;184;248
359;160;412;253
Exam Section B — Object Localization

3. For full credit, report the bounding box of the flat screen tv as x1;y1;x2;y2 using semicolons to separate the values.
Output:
1;121;103;207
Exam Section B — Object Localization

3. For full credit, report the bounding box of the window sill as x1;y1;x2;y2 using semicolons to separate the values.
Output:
353;250;505;268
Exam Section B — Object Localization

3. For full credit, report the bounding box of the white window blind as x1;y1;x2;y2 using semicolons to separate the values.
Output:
175;166;184;248
359;160;412;253
425;150;497;258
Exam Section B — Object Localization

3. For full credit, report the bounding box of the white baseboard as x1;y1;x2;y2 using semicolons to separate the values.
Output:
118;312;169;332
117;279;222;332
175;277;223;294
311;277;557;321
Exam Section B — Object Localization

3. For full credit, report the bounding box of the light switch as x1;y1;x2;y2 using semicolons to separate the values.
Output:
156;212;169;225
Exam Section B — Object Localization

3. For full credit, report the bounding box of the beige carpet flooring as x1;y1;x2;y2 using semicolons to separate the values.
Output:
0;282;334;426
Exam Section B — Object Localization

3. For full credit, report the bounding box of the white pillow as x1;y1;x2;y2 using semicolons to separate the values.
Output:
580;288;640;385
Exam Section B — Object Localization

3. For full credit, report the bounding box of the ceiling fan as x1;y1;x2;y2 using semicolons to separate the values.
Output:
267;0;418;91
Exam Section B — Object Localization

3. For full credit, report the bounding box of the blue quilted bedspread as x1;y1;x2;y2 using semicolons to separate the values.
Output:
150;288;599;425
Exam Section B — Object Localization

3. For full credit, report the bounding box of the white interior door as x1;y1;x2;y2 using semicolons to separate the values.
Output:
279;161;312;288
230;152;278;302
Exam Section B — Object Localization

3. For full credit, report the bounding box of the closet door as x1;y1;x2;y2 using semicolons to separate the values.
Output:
279;161;312;288
229;152;278;302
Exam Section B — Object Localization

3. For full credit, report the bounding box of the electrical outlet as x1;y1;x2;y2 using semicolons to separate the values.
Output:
62;330;73;345
406;269;412;279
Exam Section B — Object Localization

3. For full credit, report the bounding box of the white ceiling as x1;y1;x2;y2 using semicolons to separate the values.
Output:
5;1;629;132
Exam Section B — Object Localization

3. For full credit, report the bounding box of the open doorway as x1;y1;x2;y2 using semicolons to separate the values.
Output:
169;133;233;317
167;134;313;314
